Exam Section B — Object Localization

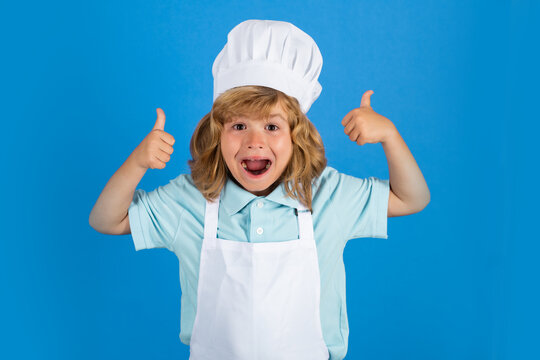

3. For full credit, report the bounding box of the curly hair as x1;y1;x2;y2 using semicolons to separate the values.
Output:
188;85;327;211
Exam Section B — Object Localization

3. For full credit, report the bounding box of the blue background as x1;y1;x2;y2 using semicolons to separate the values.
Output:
1;0;538;359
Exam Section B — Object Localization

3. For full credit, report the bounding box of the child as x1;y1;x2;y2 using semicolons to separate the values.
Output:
89;19;430;360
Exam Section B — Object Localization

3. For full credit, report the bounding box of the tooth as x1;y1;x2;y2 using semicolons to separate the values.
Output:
265;162;270;169
242;161;247;169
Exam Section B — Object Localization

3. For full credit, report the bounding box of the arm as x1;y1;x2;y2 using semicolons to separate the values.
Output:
89;153;147;234
382;128;430;217
341;90;430;217
89;108;175;234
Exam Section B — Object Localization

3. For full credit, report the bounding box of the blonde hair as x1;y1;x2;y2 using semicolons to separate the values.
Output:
188;85;327;211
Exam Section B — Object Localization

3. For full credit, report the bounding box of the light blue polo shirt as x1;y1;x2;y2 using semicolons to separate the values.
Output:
128;165;389;360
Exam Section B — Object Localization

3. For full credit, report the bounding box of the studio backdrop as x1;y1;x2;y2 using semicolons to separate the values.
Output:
1;1;538;359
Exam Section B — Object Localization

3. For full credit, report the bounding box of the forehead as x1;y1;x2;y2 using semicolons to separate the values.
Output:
229;104;288;122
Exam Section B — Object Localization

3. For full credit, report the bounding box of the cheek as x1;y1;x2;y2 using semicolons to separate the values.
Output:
220;136;240;166
221;148;233;165
220;134;231;155
275;138;293;162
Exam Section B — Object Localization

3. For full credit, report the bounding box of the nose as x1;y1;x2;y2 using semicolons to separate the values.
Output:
245;129;265;149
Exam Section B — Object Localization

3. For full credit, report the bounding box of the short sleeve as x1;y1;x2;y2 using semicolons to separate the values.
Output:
329;172;390;241
128;177;185;252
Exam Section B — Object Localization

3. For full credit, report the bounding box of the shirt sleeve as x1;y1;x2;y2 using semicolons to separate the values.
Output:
329;172;390;241
128;176;185;252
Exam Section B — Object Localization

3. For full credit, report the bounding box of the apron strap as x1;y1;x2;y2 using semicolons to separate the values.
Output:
204;195;220;240
296;198;314;243
297;208;314;243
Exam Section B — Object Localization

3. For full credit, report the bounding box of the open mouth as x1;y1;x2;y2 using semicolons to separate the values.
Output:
241;159;272;176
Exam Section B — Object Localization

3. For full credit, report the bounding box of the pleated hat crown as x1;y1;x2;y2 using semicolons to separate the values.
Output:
212;19;323;114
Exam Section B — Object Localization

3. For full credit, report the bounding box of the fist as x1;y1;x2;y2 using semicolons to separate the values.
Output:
341;90;396;145
133;108;175;170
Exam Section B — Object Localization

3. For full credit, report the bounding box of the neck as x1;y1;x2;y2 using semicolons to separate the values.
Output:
228;174;281;197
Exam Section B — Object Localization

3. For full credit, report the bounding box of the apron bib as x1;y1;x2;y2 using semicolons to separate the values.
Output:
189;192;329;360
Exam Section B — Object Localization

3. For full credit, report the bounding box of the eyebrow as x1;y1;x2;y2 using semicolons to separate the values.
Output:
269;113;287;121
231;113;287;123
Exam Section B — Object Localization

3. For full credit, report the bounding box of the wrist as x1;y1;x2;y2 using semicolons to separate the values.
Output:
126;151;148;174
381;125;399;145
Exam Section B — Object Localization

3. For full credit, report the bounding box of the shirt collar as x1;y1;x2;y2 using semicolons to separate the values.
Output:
221;176;301;215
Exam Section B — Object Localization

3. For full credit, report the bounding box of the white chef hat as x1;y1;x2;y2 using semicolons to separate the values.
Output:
212;19;323;114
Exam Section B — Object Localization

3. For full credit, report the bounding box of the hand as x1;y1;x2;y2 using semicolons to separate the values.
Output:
132;108;175;170
341;90;396;145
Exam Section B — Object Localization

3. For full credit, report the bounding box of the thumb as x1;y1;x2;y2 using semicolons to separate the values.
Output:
153;108;166;131
360;90;374;108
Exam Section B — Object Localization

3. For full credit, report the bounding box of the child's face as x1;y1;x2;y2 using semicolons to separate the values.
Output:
221;103;293;197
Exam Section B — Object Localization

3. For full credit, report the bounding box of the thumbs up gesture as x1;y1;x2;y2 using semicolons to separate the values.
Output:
341;90;396;145
133;108;176;170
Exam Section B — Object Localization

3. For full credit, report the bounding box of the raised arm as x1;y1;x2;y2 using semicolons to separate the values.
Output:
89;108;175;234
382;128;430;216
341;90;430;217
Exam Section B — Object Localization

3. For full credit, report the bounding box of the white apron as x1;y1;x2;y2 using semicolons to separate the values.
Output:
189;192;329;360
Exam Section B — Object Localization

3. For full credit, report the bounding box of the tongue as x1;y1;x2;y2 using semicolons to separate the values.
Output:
245;160;268;171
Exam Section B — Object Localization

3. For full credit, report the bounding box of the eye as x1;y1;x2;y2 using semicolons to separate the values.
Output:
232;123;245;130
266;124;279;131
